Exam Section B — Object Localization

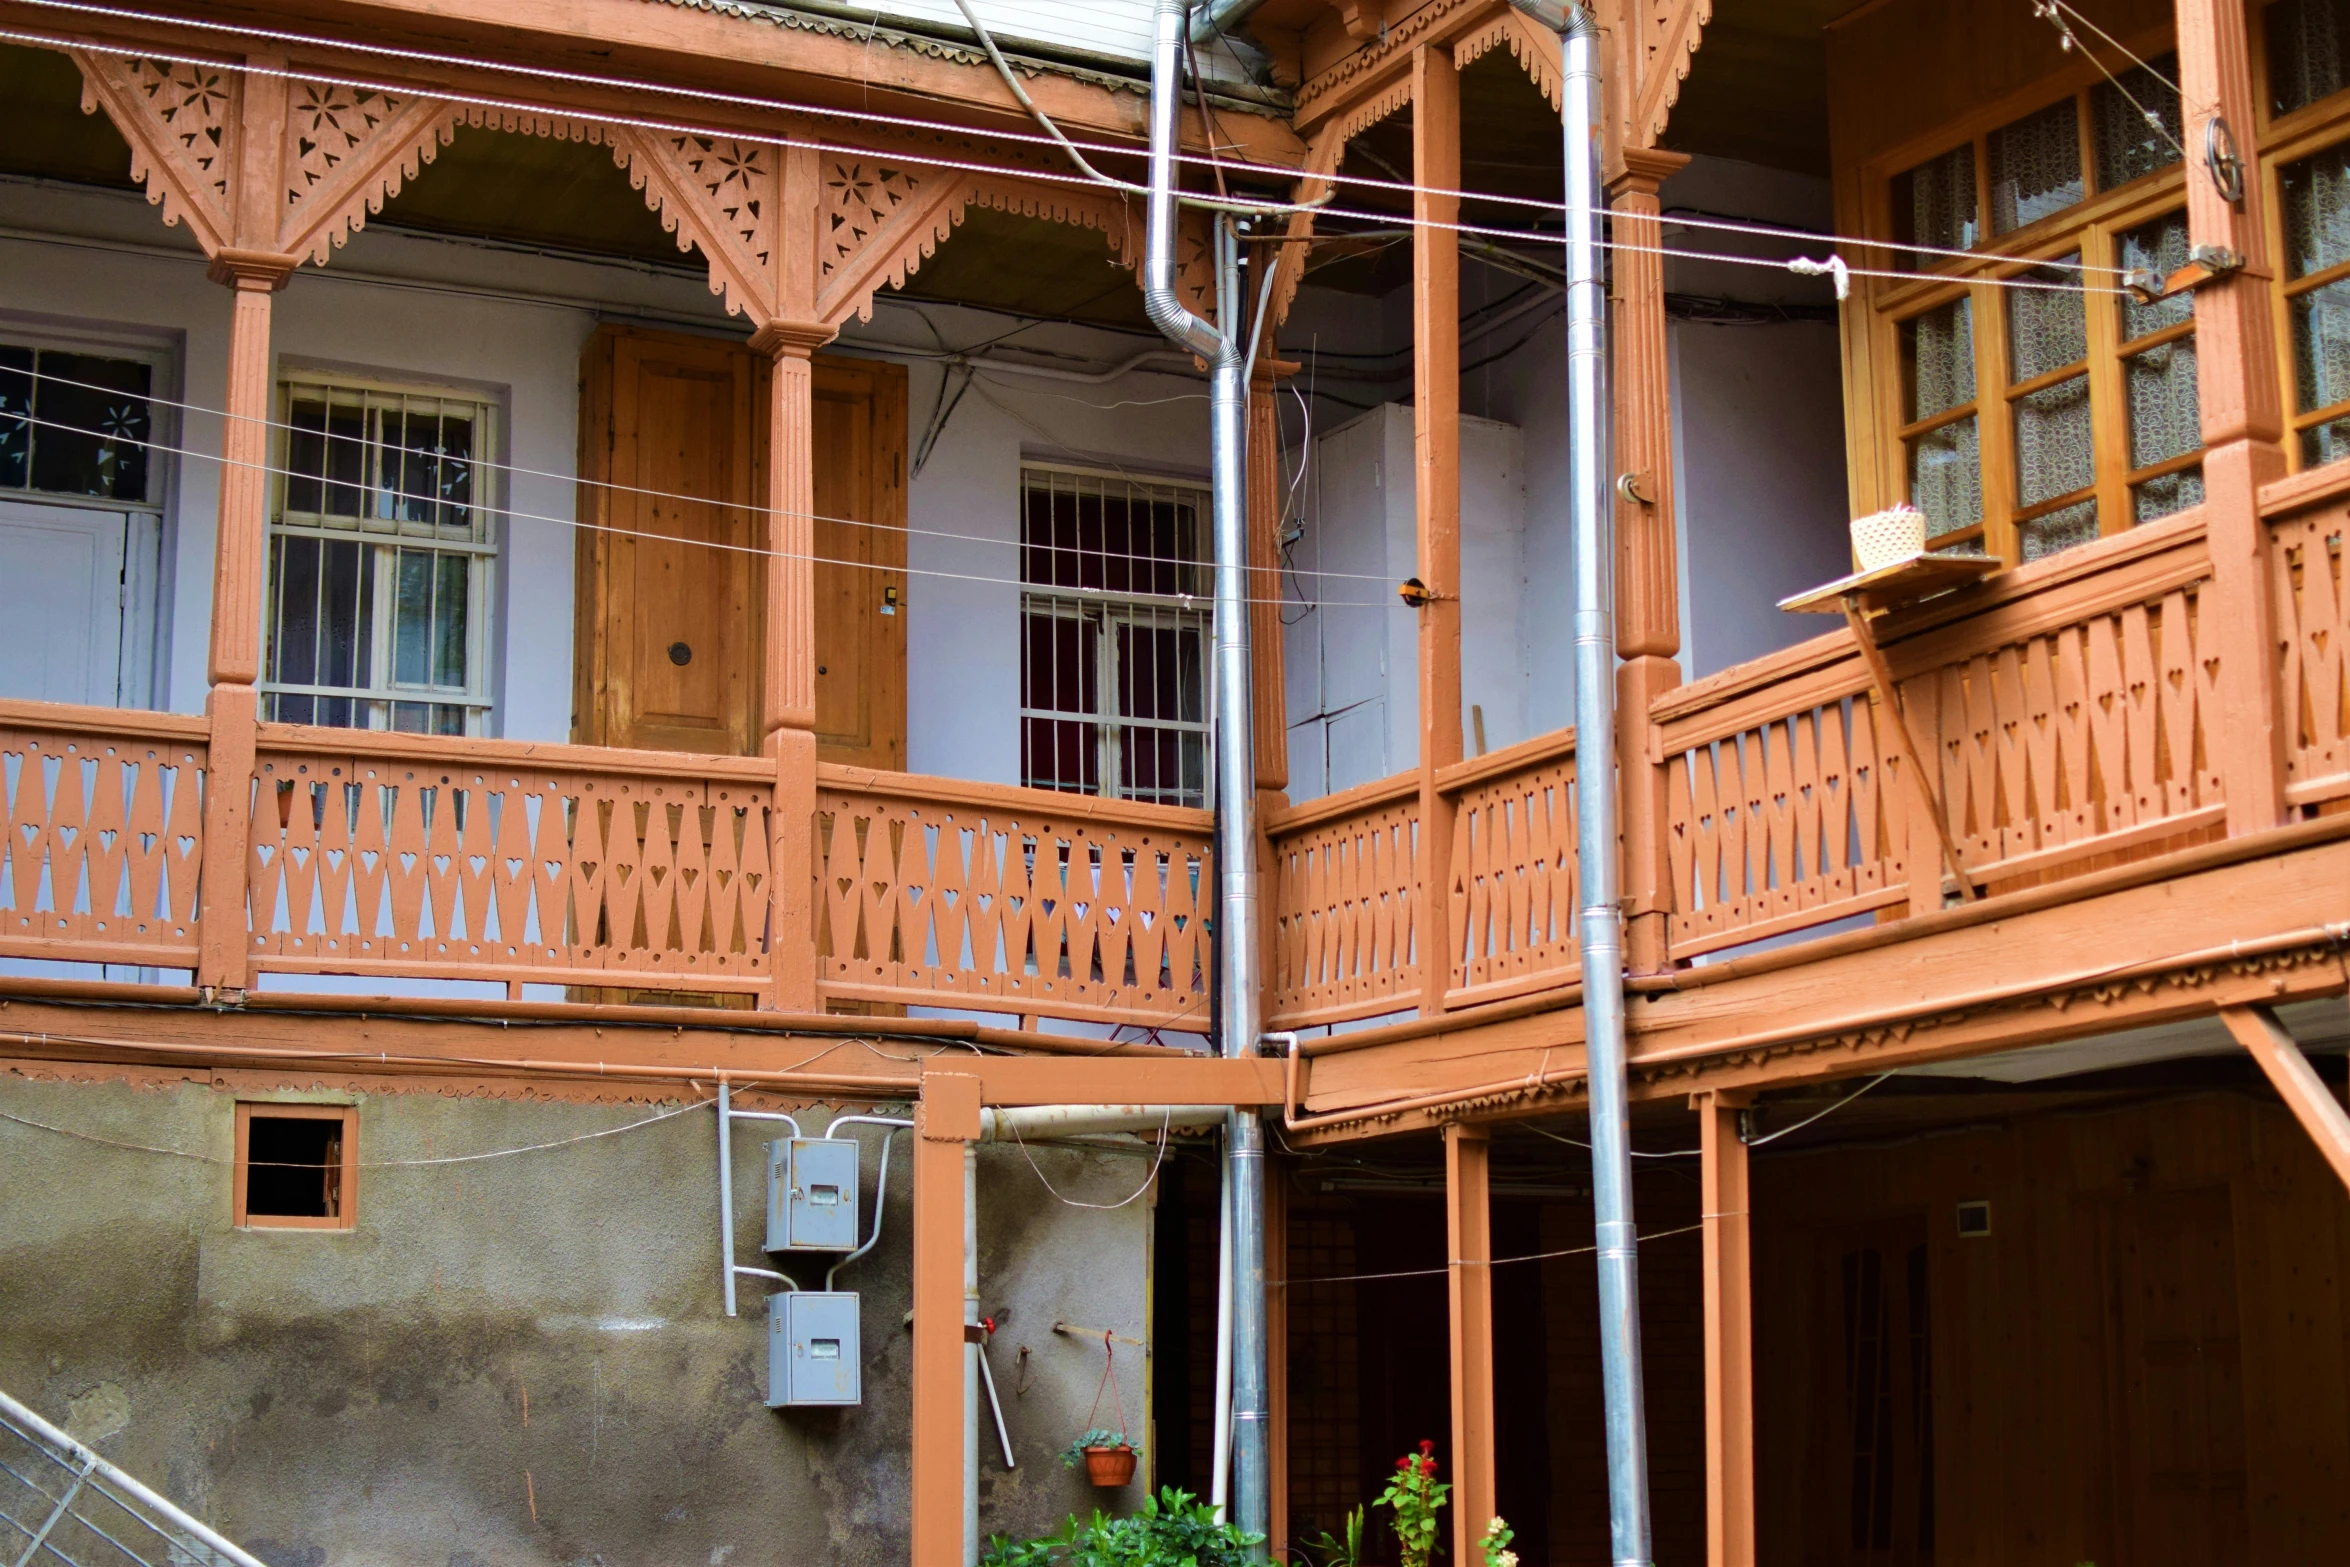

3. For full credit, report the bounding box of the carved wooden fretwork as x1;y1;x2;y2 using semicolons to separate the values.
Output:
608;129;787;320
276;82;472;265
1599;0;1711;159
74;51;242;253
820;160;924;282
1454;8;1563;108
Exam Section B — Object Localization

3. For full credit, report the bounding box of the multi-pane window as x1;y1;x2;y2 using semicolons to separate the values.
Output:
2268;0;2350;469
1876;52;2197;562
0;343;154;503
263;379;496;735
1019;465;1210;809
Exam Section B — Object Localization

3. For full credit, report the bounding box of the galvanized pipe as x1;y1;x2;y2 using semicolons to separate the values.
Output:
1145;0;1268;1545
1506;2;1657;1563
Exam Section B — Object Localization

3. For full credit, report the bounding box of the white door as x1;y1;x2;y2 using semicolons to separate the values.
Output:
0;499;126;706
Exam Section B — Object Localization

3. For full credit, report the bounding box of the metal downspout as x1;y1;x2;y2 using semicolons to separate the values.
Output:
1510;3;1655;1563
1145;0;1268;1548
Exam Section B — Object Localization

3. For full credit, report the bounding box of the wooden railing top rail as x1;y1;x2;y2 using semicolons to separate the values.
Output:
2261;457;2350;517
256;722;777;783
815;763;1211;832
1264;770;1421;835
0;699;210;742
1434;723;1578;794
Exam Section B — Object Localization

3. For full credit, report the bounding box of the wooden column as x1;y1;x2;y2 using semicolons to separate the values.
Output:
2176;0;2289;835
1610;149;1691;976
1443;1123;1495;1563
1413;44;1463;1017
754;323;830;1013
2222;1005;2350;1191
196;251;294;996
912;1071;981;1566
1265;1152;1291;1561
1695;1090;1756;1567
1251;376;1291;1018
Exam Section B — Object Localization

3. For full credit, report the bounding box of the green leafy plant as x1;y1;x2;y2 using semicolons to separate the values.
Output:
1375;1441;1450;1567
1478;1515;1516;1567
1301;1503;1365;1567
980;1486;1263;1567
1059;1428;1138;1469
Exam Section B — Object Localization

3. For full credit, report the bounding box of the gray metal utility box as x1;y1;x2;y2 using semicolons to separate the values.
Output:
767;1290;861;1407
765;1137;860;1252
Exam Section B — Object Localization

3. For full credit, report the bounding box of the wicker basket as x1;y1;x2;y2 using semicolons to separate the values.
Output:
1849;505;1929;572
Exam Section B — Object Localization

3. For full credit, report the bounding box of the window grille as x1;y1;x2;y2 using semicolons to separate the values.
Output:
1018;465;1211;809
263;378;496;735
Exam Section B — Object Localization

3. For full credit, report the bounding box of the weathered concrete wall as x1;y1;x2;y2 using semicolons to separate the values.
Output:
0;1072;1156;1566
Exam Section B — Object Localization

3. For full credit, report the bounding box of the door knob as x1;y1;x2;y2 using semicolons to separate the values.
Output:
668;642;692;666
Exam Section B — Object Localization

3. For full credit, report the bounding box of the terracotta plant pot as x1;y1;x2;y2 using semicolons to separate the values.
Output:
1081;1445;1137;1487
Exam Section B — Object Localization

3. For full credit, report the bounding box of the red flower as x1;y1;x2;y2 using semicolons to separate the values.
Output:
1396;1457;1411;1470
1419;1440;1435;1456
1420;1457;1438;1477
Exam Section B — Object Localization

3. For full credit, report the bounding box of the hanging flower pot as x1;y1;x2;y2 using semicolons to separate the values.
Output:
1081;1443;1138;1488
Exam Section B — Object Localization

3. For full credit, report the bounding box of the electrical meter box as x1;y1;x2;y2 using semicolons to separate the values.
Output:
765;1137;861;1252
767;1290;861;1407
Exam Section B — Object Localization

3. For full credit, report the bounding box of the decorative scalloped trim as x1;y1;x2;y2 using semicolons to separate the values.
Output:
1296;0;1485;123
278;88;469;266
819;173;1137;328
1455;10;1564;110
1333;78;1414;146
606;127;779;320
71;51;239;254
1633;0;1711;149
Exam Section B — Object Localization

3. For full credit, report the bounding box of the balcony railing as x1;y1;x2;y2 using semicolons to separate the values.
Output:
1;488;2337;1031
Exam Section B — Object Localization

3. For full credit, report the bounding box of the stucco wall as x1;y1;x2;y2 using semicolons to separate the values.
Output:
0;1073;1157;1566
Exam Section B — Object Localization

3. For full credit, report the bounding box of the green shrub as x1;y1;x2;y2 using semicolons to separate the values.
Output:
980;1486;1264;1567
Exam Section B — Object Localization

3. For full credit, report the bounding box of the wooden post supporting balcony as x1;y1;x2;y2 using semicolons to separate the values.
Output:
912;1071;981;1565
196;64;297;997
1443;1123;1495;1564
1264;1152;1291;1560
753;322;830;1013
1695;1090;1756;1567
2176;0;2289;835
1610;149;1692;975
1251;374;1291;1014
1413;44;1464;1017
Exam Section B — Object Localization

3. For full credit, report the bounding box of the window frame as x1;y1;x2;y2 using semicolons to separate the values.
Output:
1016;461;1214;810
1854;26;2201;564
0;322;175;516
2253;0;2350;473
262;371;501;736
232;1101;359;1231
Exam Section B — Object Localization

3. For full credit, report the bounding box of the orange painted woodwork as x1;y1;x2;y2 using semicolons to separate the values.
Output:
1443;732;1583;1007
814;768;1211;1028
2268;489;2350;807
1443;1123;1496;1567
246;730;776;992
231;1102;359;1231
1413;41;1464;1019
1695;1092;1756;1567
1266;777;1420;1027
0;703;207;967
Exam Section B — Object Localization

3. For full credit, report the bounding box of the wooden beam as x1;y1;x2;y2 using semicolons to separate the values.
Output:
911;1072;981;1567
1265;1159;1291;1561
955;1055;1285;1106
1695;1091;1755;1567
1444;1123;1496;1565
1283;826;2350;1142
1413;42;1463;1019
2222;1005;2350;1193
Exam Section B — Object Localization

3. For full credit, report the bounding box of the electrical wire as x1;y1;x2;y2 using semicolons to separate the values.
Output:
0;1094;715;1165
10;359;1407;591
1274;1220;1705;1289
2;407;1406;608
1002;1108;1173;1209
5;3;2146;283
2029;0;2187;158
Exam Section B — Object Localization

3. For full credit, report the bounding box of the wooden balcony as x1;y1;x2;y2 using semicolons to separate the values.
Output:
5;479;2342;1032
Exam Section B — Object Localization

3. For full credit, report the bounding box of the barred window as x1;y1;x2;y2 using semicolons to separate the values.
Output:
263;379;496;735
1019;465;1210;809
0;342;155;504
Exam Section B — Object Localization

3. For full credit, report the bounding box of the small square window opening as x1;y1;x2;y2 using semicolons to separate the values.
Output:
1954;1199;1993;1238
235;1104;358;1229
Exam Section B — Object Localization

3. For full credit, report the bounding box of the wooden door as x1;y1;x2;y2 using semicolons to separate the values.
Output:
1806;1218;1935;1567
2101;1184;2248;1567
575;326;761;755
800;354;907;770
575;326;906;767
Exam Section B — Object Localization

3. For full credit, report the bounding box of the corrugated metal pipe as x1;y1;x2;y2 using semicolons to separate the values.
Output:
1187;0;1273;44
1145;0;1270;1549
1506;3;1657;1564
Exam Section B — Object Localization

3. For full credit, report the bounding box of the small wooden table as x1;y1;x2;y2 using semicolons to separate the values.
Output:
1779;552;2005;904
